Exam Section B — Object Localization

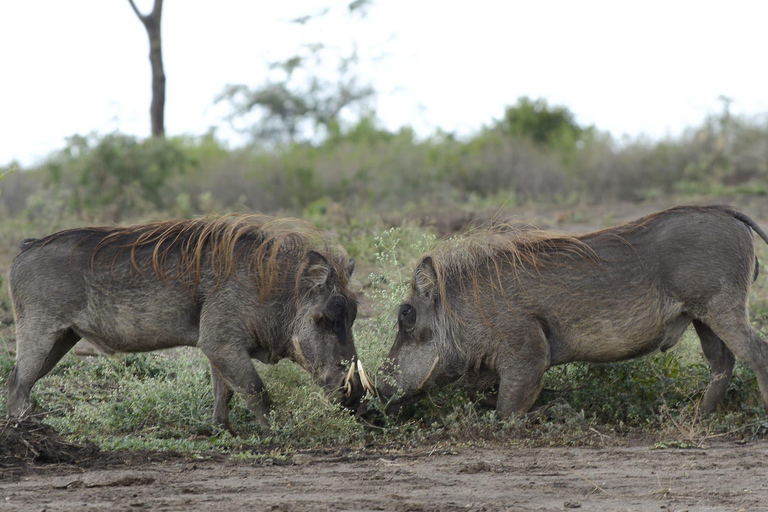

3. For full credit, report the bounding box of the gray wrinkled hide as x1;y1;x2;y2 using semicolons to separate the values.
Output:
7;224;362;431
379;206;768;418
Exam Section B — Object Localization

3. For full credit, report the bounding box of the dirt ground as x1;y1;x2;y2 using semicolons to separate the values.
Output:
1;438;767;511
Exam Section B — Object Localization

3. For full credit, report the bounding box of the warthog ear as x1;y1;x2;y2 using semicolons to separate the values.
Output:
302;250;331;289
347;258;356;277
414;256;437;299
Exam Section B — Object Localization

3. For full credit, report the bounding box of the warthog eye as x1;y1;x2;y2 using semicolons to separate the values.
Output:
399;304;417;329
324;295;348;324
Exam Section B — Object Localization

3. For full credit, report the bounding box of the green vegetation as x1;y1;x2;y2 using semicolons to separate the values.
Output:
3;97;767;221
1;97;768;456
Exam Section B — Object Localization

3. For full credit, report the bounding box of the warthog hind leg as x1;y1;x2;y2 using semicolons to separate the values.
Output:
693;320;736;414
705;311;768;412
7;327;80;418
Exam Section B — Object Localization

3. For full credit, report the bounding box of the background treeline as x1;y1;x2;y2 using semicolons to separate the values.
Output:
2;97;766;223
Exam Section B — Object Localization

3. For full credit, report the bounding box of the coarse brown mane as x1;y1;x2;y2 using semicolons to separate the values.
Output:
425;221;599;299
38;214;348;298
424;205;742;300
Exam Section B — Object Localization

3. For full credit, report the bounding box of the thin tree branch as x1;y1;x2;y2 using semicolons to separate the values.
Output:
127;0;147;22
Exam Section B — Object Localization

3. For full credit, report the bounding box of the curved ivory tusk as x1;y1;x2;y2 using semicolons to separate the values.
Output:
356;359;376;396
417;355;440;391
343;360;356;398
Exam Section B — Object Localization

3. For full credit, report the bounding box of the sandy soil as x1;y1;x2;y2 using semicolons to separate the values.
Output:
2;438;768;511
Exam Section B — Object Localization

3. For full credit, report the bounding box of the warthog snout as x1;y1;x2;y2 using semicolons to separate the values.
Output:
322;358;371;408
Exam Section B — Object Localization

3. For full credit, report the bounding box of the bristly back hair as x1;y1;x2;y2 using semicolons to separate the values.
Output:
424;220;599;297
37;214;349;299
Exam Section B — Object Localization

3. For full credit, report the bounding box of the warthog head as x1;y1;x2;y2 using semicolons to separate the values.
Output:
290;251;374;408
374;256;452;414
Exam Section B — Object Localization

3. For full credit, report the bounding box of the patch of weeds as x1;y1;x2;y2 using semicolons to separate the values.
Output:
261;360;364;447
0;338;14;417
537;327;768;442
537;330;709;430
229;449;288;463
357;226;437;372
650;440;698;450
38;349;215;442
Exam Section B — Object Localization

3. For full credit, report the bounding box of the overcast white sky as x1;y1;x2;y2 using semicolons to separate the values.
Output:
2;0;768;167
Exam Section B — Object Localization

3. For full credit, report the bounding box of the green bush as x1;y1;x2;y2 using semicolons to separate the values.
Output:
44;133;190;220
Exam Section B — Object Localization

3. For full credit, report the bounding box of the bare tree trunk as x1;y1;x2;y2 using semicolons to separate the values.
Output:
129;0;165;138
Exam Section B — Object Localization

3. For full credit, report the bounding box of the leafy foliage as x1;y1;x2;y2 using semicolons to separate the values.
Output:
216;2;374;146
495;97;590;149
4;99;768;220
43;133;189;219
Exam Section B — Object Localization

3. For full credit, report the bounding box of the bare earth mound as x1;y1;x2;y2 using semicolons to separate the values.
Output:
0;419;99;467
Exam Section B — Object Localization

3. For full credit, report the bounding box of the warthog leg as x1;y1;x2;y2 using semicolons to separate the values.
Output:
200;343;272;431
694;320;736;415
7;327;80;418
210;363;236;434
704;309;768;413
495;325;551;418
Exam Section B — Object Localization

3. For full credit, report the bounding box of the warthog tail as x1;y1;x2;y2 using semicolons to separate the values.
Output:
733;211;768;246
730;210;768;283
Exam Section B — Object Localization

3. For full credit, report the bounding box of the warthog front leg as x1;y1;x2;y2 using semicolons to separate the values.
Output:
210;362;235;433
495;326;551;417
694;320;736;414
199;341;272;432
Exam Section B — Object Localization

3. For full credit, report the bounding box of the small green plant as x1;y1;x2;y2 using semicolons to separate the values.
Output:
0;165;18;199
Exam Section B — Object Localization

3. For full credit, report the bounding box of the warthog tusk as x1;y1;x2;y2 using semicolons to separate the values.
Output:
291;336;310;371
418;355;440;391
357;359;376;396
343;360;356;398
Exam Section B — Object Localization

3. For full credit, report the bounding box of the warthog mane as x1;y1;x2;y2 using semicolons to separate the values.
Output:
26;214;351;299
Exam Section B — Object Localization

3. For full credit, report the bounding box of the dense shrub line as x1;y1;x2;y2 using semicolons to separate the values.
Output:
2;104;766;221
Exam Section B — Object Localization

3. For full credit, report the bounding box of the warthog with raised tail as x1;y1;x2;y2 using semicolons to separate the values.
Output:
375;205;768;418
8;215;374;431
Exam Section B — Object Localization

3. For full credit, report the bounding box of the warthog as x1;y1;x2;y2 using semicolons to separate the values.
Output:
8;215;374;431
375;205;768;418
